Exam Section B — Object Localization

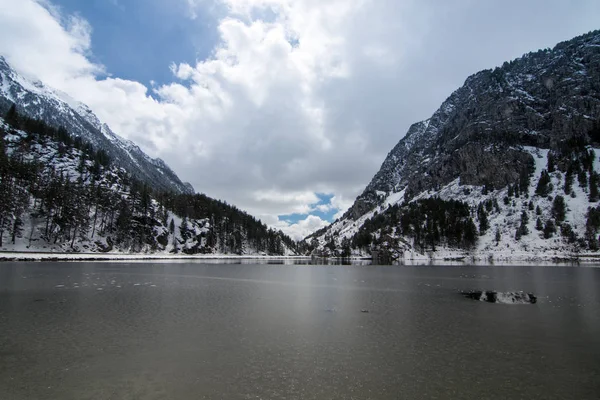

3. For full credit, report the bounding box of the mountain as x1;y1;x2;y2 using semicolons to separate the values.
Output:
0;56;193;195
0;60;298;256
308;30;600;262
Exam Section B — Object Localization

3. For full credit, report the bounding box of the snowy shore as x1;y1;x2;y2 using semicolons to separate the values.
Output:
0;252;312;262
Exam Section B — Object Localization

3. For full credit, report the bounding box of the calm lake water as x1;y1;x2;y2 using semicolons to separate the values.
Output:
0;262;599;400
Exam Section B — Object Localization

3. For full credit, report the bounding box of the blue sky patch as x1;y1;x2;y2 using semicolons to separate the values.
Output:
279;193;338;224
52;0;219;86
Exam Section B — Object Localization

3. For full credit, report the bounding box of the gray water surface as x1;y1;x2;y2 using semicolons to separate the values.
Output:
1;262;599;400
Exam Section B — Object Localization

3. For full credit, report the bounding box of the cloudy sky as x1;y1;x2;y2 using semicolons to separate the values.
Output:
0;0;598;239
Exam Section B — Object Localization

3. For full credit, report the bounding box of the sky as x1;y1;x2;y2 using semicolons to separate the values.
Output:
0;0;598;240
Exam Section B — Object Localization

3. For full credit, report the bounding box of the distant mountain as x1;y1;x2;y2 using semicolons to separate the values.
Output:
308;30;600;262
0;56;193;195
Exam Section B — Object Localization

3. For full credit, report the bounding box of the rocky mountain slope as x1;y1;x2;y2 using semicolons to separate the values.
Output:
308;30;600;262
0;113;298;255
0;56;193;195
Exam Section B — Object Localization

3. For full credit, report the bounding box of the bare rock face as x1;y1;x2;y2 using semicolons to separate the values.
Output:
346;30;600;221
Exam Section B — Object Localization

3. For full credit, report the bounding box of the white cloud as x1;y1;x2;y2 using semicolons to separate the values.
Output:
271;214;329;241
1;0;600;238
0;0;101;85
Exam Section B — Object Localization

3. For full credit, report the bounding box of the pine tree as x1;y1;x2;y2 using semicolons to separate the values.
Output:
564;166;574;195
543;220;556;239
519;211;529;236
5;104;18;126
552;195;566;223
535;170;552;196
547;153;556;173
462;218;478;248
578;170;588;188
519;168;531;194
589;172;599;202
536;218;544;231
477;204;489;235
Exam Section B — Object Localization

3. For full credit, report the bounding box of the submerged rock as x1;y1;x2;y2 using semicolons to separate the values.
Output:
462;290;537;304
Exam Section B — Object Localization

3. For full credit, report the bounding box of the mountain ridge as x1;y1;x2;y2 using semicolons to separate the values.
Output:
308;29;600;261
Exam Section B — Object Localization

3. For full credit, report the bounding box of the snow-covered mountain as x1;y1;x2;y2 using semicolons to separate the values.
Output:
0;56;194;195
0;56;299;256
308;30;600;262
0;117;298;255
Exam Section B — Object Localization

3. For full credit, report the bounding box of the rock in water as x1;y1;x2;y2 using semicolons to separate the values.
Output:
462;290;537;304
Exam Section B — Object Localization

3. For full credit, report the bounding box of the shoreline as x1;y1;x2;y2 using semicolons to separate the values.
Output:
0;252;313;262
1;251;600;265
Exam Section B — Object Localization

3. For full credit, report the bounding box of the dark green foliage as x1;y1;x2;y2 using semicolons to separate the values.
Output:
589;172;599;202
463;219;478;247
578;169;588;188
482;183;491;195
485;199;494;213
543;220;556;239
585;206;600;249
535;170;552;196
353;230;372;249
560;223;577;243
564;166;574;195
519;167;532;194
552;195;566;223
518;211;529;237
477;203;489;235
536;205;542;216
587;206;600;232
547;153;556;173
353;198;478;251
156;191;294;255
516;211;529;240
536;218;543;231
340;238;351;258
5;104;18;126
4;103;111;170
179;216;191;242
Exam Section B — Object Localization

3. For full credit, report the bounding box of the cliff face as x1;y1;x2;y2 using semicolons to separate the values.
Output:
350;31;600;220
309;31;600;261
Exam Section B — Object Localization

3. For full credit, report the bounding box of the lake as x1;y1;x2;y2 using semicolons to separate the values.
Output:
0;261;599;399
